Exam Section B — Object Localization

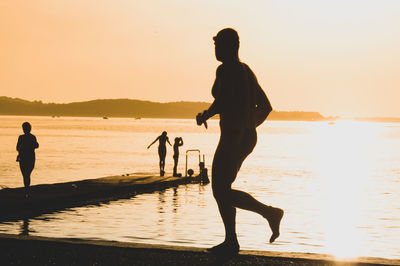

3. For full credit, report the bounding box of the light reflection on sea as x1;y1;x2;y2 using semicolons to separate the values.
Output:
0;116;399;260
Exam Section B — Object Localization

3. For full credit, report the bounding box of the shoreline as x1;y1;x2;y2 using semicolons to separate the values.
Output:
0;233;398;265
0;113;332;122
3;114;400;123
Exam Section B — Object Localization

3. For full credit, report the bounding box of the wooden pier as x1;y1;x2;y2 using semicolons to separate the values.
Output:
0;172;209;222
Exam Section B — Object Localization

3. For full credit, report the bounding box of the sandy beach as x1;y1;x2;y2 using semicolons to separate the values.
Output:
1;233;398;266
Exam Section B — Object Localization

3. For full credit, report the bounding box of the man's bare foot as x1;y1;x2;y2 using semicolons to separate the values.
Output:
263;207;284;243
207;239;240;255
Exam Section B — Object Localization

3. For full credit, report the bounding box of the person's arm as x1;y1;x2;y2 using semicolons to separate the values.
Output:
179;138;183;146
16;136;22;162
167;137;172;146
147;137;159;149
254;83;272;127
33;135;39;149
197;66;224;127
16;136;22;152
199;97;219;122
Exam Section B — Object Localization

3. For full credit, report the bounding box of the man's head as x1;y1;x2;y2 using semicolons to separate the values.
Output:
213;28;240;62
22;122;31;134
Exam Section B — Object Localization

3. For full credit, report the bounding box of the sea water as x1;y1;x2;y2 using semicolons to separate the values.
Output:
0;116;399;259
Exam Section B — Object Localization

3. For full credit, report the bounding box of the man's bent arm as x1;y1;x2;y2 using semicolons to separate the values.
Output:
255;85;272;127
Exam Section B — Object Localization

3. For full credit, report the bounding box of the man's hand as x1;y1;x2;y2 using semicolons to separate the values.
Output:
196;111;208;129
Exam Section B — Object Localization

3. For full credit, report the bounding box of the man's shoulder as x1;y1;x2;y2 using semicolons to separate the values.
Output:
240;62;258;81
28;133;37;139
240;62;253;73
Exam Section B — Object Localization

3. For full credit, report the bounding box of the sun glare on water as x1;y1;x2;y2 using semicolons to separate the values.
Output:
313;120;384;259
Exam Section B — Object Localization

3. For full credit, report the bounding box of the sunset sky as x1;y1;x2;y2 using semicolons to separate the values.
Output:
1;0;400;117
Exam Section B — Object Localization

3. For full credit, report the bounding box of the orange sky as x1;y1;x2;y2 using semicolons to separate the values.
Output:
1;0;400;117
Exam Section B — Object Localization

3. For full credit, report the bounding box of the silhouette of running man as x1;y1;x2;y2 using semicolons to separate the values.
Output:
196;28;284;255
147;131;172;176
16;122;39;198
173;137;184;177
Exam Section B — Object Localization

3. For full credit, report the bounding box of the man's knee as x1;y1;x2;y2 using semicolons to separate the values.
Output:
212;180;232;201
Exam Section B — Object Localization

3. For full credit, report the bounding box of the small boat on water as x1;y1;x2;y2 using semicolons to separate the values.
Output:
103;116;108;119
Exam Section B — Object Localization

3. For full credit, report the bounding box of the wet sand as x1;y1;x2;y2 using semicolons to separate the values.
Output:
0;234;398;266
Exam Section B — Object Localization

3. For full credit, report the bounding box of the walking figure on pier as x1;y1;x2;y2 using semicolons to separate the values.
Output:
16;122;39;198
173;137;184;177
196;28;284;256
147;131;172;176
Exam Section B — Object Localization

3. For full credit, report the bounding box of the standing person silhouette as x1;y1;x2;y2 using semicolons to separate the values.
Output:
196;28;284;255
173;137;184;177
16;122;39;198
147;131;172;176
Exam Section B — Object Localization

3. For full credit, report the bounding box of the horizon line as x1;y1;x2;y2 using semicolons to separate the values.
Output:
3;96;400;119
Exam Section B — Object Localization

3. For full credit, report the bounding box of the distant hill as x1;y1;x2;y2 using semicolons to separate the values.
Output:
0;96;327;121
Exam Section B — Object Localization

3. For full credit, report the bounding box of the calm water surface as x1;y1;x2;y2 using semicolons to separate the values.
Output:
0;116;399;260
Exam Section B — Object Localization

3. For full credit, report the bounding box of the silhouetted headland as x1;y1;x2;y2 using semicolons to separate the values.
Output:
1;96;331;121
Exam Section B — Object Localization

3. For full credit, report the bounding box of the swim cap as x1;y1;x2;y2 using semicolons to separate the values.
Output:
213;28;239;45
